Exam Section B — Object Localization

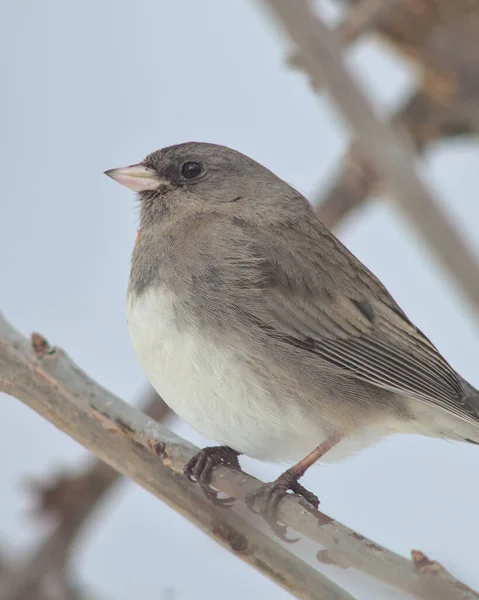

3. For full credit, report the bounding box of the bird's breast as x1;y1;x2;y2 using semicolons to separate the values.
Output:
126;285;328;460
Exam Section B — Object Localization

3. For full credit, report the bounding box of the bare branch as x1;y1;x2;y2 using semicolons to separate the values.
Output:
262;0;479;314
1;314;478;599
2;384;169;600
313;0;479;226
314;89;451;227
315;140;376;228
0;386;166;600
0;345;171;600
0;315;355;600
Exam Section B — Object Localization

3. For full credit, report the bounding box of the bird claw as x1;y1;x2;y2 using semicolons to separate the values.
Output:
245;473;319;542
184;446;241;508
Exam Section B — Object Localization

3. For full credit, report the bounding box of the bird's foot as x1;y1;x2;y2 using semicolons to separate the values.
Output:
184;445;241;507
245;469;319;542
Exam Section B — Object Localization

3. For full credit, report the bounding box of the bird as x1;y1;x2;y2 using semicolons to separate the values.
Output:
105;141;479;536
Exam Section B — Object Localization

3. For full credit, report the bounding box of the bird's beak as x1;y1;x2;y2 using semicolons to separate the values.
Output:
104;164;162;192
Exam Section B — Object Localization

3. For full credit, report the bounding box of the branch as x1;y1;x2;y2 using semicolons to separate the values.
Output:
0;378;168;600
261;0;479;314
314;89;460;227
314;140;376;228
2;314;478;600
2;338;174;599
311;0;479;227
0;314;354;600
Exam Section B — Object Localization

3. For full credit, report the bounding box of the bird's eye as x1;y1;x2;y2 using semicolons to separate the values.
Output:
181;161;202;179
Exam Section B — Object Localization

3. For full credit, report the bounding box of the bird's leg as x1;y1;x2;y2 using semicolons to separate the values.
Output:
184;445;242;507
245;433;344;541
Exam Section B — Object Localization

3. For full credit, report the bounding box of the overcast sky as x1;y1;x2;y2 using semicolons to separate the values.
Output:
2;1;479;599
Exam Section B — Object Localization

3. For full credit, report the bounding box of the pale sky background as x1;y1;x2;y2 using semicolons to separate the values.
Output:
2;1;479;599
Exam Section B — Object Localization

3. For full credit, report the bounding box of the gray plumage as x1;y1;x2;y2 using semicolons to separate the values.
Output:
108;142;479;465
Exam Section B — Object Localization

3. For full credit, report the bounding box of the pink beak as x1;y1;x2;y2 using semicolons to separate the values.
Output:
104;164;162;192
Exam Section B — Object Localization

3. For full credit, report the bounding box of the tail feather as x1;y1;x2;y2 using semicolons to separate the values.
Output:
443;375;479;445
458;374;479;418
408;375;479;445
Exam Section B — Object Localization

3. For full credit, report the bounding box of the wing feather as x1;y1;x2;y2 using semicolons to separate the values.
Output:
237;223;478;426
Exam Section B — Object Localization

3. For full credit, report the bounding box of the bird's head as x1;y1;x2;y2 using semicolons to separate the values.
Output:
105;142;310;227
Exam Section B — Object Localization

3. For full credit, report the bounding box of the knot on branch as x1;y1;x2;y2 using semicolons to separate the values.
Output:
411;550;445;575
213;522;248;553
31;333;56;359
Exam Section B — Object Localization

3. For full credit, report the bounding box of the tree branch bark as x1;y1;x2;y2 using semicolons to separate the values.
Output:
0;314;355;600
0;344;167;600
1;313;478;600
314;89;453;227
261;0;479;314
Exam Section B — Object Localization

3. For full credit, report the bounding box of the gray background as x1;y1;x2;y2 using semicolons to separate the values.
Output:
1;1;479;598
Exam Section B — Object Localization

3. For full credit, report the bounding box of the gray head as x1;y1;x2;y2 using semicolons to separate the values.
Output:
105;142;312;227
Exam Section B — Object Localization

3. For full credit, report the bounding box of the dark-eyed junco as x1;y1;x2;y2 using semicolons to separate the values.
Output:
105;142;479;534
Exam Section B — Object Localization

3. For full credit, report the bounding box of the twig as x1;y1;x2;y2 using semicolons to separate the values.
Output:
314;89;448;227
0;315;355;600
1;314;478;600
261;0;479;314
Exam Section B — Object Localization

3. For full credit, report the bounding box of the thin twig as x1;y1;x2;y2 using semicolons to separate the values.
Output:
262;0;479;314
1;314;477;600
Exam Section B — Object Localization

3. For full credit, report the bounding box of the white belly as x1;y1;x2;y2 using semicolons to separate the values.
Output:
126;287;327;461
